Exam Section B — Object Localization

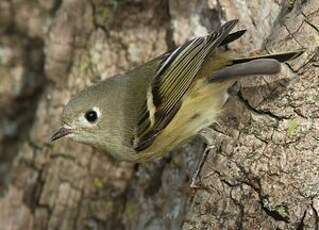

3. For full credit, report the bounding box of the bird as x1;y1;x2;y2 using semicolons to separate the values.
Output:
50;19;303;164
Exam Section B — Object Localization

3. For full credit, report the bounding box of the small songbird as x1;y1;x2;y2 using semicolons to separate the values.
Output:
50;20;303;162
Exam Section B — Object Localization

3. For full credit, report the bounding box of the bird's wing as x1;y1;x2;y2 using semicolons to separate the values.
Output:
132;20;238;151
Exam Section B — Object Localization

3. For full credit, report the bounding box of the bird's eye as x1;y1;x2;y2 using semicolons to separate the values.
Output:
85;110;98;123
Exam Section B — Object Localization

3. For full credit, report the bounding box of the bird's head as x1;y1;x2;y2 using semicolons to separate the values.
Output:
49;81;115;147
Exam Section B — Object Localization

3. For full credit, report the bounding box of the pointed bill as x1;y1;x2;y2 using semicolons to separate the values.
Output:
49;125;73;142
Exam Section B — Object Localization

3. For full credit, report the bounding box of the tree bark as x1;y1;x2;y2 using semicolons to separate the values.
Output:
0;0;318;229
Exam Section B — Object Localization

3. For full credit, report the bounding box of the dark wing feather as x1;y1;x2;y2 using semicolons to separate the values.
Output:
219;29;246;47
133;20;239;151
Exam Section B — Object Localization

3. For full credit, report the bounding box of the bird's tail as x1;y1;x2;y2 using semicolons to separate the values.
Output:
232;50;304;64
210;49;305;82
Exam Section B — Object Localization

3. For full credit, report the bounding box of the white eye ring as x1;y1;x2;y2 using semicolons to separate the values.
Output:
79;107;101;126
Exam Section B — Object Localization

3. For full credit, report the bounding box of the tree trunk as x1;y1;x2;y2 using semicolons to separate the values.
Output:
0;0;318;229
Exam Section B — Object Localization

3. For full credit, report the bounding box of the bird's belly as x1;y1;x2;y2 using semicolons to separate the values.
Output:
134;80;230;162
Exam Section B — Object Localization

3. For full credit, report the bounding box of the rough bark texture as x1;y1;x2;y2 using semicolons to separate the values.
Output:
0;0;318;229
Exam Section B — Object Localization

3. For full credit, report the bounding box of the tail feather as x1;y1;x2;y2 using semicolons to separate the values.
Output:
210;59;281;82
233;49;305;64
209;49;305;82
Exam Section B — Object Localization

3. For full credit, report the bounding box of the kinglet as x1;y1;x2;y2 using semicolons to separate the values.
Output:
50;20;303;162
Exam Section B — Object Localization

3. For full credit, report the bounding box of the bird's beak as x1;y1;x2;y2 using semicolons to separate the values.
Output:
49;125;73;142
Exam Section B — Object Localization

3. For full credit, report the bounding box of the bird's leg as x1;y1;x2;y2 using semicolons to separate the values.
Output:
190;128;217;189
190;143;216;189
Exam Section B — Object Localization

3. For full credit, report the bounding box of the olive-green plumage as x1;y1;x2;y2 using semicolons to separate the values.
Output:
50;20;303;162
